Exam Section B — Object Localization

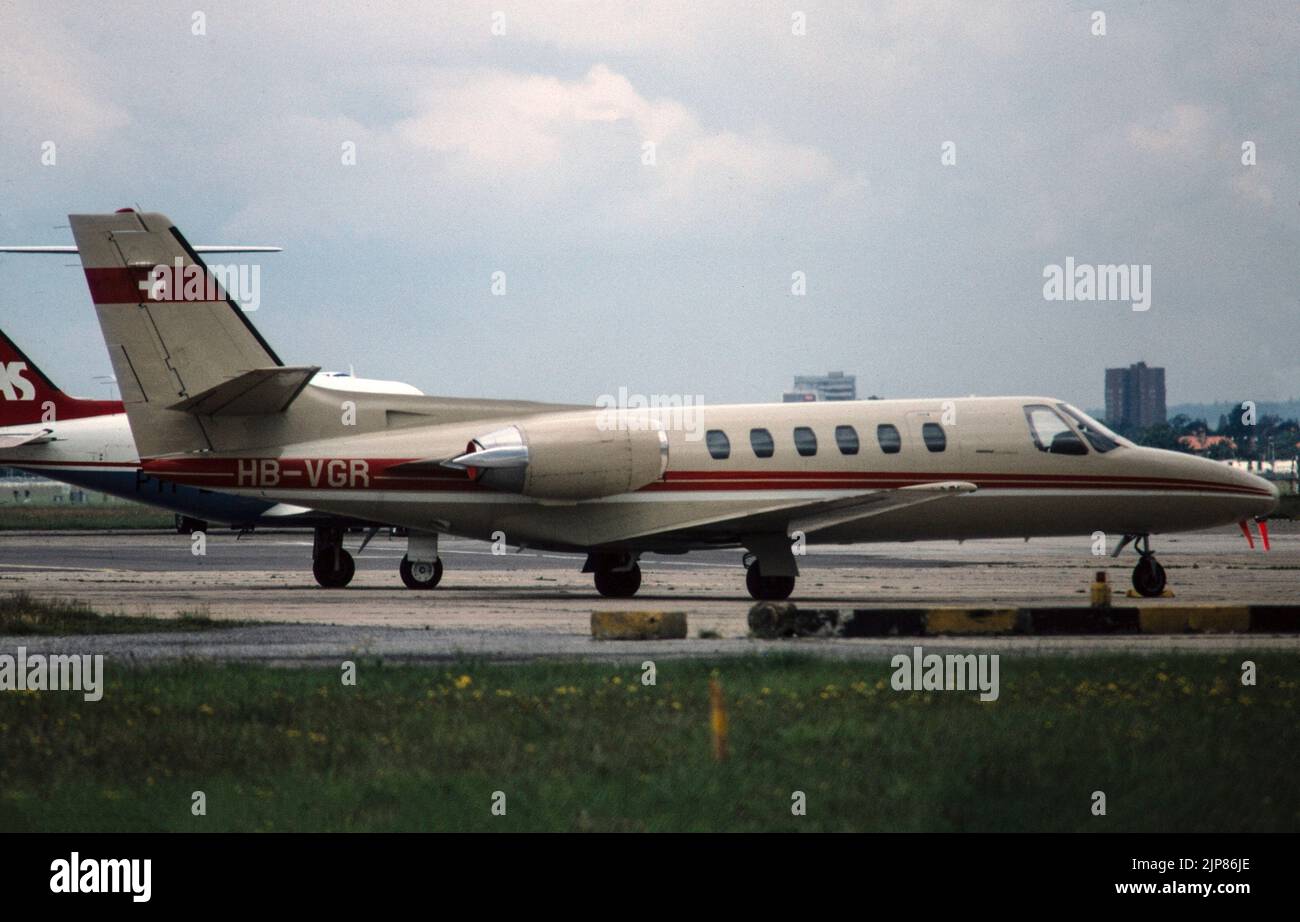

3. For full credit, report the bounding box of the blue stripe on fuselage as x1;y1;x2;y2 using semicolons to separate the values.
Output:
23;467;275;527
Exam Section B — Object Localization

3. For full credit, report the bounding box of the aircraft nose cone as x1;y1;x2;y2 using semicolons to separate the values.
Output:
1228;464;1281;518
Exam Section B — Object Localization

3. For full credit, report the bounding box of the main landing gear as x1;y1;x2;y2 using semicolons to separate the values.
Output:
399;531;443;589
1114;533;1167;598
312;525;355;588
399;556;443;589
313;527;446;589
743;554;796;601
175;515;208;535
585;552;642;598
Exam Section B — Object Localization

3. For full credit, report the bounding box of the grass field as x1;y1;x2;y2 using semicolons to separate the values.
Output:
1;653;1296;832
0;503;175;530
0;592;244;635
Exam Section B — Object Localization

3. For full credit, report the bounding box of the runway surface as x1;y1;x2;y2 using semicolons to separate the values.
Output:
2;524;1299;662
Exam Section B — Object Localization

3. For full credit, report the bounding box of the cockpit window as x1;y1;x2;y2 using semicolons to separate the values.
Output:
1024;405;1088;456
1057;404;1127;453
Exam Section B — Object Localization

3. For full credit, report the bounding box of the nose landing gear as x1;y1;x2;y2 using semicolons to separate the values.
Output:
1115;533;1167;598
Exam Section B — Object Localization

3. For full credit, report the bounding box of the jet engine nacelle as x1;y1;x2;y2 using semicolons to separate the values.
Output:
448;420;669;501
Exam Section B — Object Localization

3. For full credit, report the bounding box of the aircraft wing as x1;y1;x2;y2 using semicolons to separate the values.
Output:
0;428;55;449
607;480;977;545
785;480;977;535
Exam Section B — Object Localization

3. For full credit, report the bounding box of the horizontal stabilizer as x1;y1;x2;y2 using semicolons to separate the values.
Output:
0;428;54;449
170;366;320;416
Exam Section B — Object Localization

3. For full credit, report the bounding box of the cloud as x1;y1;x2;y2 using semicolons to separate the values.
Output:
0;2;129;142
1127;104;1213;155
223;64;849;247
394;65;835;193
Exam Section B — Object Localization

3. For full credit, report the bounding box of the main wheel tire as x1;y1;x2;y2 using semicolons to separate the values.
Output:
1131;555;1166;597
313;548;356;588
745;563;795;601
400;555;443;589
594;564;642;598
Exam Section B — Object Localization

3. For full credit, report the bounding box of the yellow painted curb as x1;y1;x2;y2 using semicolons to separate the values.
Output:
1138;606;1251;634
591;610;688;640
924;608;1018;634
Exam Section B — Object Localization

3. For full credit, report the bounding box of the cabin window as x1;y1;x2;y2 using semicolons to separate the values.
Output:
793;426;818;457
749;428;775;458
835;425;860;455
1024;405;1088;456
921;422;947;452
706;429;731;460
877;423;902;454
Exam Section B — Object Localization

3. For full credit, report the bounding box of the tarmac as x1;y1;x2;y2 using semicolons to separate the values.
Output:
2;524;1299;663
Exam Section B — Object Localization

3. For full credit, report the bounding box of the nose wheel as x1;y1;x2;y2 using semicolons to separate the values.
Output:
1121;534;1167;598
1131;554;1166;597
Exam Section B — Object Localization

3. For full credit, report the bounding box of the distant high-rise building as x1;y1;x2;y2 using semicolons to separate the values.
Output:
1105;362;1166;429
783;370;856;402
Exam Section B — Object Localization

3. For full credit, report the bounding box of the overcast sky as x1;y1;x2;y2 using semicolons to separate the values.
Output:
1;1;1296;409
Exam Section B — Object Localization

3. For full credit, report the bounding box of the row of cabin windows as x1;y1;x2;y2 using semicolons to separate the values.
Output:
704;423;946;460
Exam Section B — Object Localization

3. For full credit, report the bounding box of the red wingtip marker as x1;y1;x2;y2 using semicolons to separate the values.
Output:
1257;518;1271;552
1238;519;1256;549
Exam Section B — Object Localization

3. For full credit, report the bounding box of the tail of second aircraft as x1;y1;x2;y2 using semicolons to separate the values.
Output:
0;326;122;427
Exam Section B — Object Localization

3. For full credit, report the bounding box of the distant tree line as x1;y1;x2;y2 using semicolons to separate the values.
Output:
1112;405;1300;460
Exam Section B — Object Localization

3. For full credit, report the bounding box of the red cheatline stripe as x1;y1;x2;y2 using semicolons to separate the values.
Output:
145;475;1265;498
130;458;1274;497
664;469;1254;487
640;481;1265;496
660;470;1273;496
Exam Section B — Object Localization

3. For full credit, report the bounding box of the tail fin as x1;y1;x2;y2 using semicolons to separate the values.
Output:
69;209;554;460
0;326;122;426
69;210;284;457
